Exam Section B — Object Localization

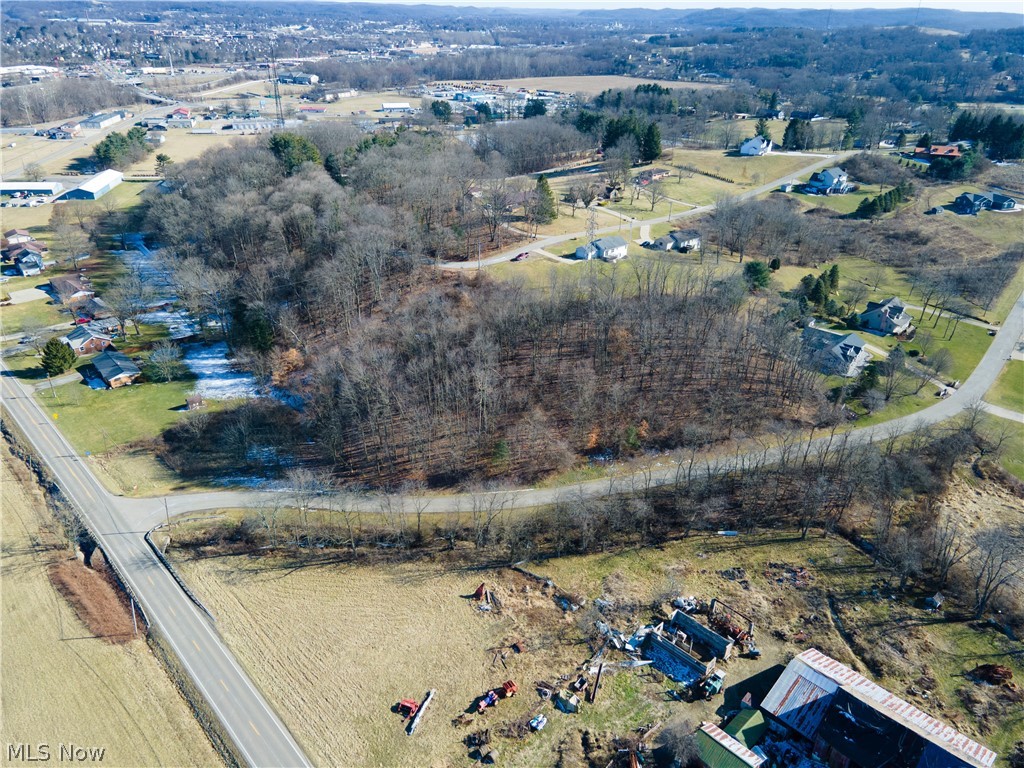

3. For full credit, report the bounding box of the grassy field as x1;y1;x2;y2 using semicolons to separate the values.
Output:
986;360;1023;412
0;448;219;767
36;376;206;455
787;185;893;215
175;497;1022;765
668;148;815;188
126;132;257;174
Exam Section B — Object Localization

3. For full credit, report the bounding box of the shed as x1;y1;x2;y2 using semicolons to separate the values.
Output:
0;181;65;197
696;722;766;768
186;394;206;411
924;592;944;609
723;709;767;749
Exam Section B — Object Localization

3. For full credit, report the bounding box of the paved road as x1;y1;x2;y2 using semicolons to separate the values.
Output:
0;370;313;768
128;287;1024;521
439;150;857;270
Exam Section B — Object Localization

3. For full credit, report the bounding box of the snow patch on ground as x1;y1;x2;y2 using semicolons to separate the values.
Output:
183;341;258;400
212;476;294;490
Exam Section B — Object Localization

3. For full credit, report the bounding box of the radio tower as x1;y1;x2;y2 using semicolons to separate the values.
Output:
269;49;285;129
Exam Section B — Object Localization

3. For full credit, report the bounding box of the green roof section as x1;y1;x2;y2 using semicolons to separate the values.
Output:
724;709;767;748
695;730;757;768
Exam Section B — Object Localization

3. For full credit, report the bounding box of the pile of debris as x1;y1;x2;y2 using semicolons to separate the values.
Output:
969;664;1014;685
720;567;751;589
470;583;503;613
764;562;814;589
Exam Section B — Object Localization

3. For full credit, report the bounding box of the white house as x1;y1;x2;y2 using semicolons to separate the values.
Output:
740;136;772;156
575;235;628;262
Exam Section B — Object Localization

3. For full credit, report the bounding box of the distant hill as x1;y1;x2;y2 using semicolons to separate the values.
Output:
580;7;1021;33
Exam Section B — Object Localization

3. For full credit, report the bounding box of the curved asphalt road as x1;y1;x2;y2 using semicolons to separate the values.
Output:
0;370;313;768
0;146;1019;765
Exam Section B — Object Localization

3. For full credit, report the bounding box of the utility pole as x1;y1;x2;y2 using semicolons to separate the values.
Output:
163;498;171;553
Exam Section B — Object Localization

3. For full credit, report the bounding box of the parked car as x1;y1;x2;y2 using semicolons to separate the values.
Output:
512;252;529;262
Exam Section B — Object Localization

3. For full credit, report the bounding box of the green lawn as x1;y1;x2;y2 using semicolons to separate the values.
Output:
787;186;893;215
986;360;1023;413
0;299;69;336
37;378;202;455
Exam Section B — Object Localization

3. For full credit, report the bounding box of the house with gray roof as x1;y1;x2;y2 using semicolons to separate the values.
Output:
575;235;628;262
92;350;141;388
801;324;870;377
860;297;913;335
806;167;852;195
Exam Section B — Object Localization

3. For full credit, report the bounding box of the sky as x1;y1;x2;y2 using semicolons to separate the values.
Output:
373;0;1023;11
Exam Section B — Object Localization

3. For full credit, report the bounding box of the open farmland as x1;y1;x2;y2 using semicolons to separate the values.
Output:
0;445;219;767
173;471;1024;764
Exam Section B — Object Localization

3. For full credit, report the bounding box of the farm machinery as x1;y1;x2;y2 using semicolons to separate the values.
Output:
477;680;518;712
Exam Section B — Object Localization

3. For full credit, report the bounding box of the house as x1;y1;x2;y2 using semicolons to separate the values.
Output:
696;713;768;768
806;167;852;195
739;136;772;156
801;325;871;377
651;235;677;251
671;229;701;252
49;275;95;305
46;121;82;140
632;168;671;185
170;107;191;118
145;133;166;145
860;297;913;335
790;110;826;121
3;229;34;245
756;108;785;120
916;144;962;159
81;297;114;320
80;111;123;130
8;240;48;258
92;350;141;388
278;72;319;85
60;326;113;356
59;170;124;201
762;648;996;768
575;235;629;262
14;252;45;276
991;193;1016;211
954;193;991;215
165;116;196;128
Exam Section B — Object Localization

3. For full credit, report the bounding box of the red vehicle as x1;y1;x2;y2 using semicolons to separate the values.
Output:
397;699;419;720
74;314;91;324
511;252;529;262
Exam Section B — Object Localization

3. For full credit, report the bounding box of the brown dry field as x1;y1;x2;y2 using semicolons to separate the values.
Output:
173;470;1024;765
446;76;723;95
0;445;220;767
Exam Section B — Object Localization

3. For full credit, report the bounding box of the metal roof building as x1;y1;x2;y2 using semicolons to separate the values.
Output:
696;722;766;768
59;170;123;200
0;181;65;196
762;649;997;768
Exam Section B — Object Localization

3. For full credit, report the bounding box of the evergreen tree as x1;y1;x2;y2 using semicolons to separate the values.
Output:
534;175;557;224
523;99;547;118
916;132;932;148
41;337;75;378
268;132;321;175
895;131;907;149
827;264;840;293
809;277;829;306
743;260;772;290
754;117;772;142
429;100;453;123
640;121;662;162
